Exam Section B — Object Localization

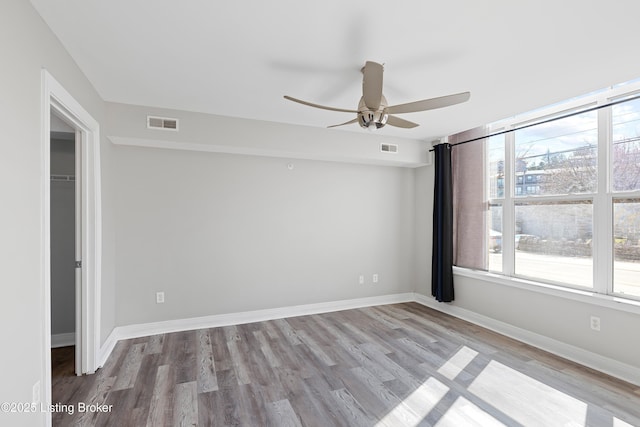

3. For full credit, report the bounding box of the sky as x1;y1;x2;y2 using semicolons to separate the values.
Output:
486;92;640;165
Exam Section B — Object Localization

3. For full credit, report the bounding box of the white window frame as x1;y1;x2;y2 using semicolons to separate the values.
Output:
485;80;640;302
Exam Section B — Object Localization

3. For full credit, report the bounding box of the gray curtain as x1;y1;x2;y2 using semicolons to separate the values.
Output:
451;128;487;270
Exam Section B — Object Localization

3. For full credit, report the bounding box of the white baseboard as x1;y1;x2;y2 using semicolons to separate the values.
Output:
51;332;75;348
97;328;119;369
413;293;640;387
97;293;415;368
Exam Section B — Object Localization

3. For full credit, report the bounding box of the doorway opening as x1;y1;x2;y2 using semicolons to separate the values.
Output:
41;70;102;418
50;114;78;379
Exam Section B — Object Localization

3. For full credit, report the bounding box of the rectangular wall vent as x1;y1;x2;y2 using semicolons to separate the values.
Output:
380;143;398;153
147;116;179;131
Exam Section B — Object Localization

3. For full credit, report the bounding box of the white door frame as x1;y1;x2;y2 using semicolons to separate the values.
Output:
41;69;102;412
74;128;83;376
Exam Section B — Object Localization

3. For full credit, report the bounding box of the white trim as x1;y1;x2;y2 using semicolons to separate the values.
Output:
97;293;414;367
51;333;76;348
594;101;612;295
41;73;52;425
97;329;119;369
107;136;431;169
503;127;515;276
42;69;102;426
414;292;640;387
74;129;82;375
454;266;640;314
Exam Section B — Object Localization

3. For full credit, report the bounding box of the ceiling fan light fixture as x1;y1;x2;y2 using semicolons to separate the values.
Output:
358;109;388;129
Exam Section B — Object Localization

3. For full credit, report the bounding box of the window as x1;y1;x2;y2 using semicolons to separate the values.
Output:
612;97;640;192
613;199;640;297
515;110;598;196
611;97;640;298
514;201;593;288
477;82;640;301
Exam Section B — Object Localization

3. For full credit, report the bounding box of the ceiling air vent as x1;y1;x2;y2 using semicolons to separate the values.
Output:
380;143;398;153
147;116;179;131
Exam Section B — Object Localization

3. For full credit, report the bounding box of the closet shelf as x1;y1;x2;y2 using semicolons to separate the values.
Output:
50;174;75;182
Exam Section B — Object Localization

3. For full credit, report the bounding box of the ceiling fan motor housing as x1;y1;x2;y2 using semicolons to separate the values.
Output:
358;96;388;129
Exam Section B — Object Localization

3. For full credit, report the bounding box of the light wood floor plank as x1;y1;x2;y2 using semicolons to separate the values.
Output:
341;321;395;355
196;329;218;393
145;364;174;426
173;381;198;427
266;399;302;427
294;329;336;367
224;326;252;386
253;329;281;368
353;365;423;426
273;318;302;346
112;343;146;391
144;334;165;355
330;387;376;427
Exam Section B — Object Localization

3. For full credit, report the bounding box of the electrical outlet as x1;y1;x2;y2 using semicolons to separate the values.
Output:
590;316;601;331
32;381;40;405
372;274;379;283
359;275;365;285
156;292;165;304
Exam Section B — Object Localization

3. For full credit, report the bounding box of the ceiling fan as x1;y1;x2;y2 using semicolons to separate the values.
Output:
284;61;470;130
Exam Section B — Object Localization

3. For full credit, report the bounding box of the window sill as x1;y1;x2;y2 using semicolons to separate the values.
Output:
452;266;640;315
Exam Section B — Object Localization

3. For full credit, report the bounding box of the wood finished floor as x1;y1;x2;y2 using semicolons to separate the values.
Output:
52;345;75;379
52;303;640;426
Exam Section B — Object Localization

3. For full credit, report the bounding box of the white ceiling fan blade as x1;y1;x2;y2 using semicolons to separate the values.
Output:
284;96;357;113
387;91;470;114
362;61;383;110
386;115;419;128
327;118;359;128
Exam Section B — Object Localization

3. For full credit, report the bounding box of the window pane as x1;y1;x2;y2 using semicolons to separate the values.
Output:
488;135;505;199
514;201;593;288
514;111;597;196
488;203;503;272
613;199;640;298
612;98;640;192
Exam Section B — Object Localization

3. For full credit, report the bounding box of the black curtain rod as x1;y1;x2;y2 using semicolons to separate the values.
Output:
431;91;640;151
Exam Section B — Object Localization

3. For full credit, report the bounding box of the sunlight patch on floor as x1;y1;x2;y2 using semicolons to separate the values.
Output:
468;360;588;426
613;417;635;427
437;345;479;380
375;377;449;427
434;396;506;427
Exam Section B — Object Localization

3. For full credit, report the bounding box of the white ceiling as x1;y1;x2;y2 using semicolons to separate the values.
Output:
31;0;640;142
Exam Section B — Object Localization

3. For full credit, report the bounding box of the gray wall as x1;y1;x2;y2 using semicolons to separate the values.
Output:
105;101;426;325
50;137;75;336
449;275;640;370
413;164;434;296
0;2;110;424
112;144;416;325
